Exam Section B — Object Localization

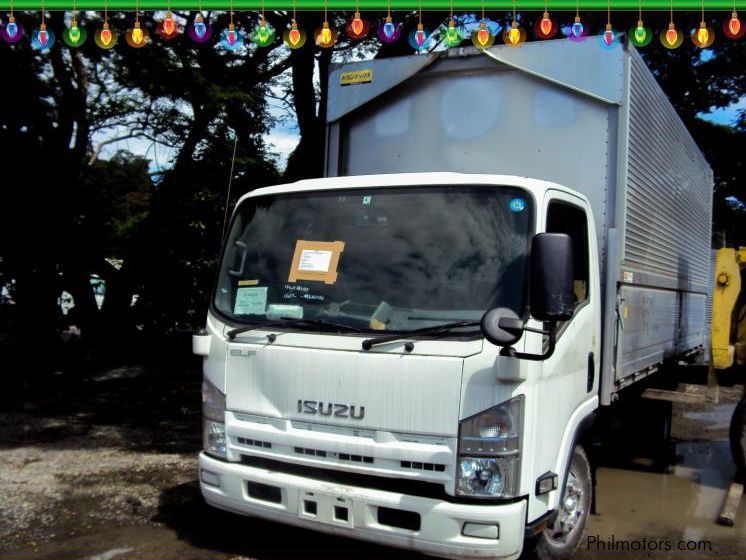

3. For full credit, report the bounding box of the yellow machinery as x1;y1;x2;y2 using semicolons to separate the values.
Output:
712;247;746;370
710;248;746;525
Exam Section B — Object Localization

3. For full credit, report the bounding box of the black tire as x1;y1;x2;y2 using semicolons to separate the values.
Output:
531;446;592;560
730;397;746;476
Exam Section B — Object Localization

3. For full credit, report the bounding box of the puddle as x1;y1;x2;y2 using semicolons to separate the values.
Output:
684;403;738;432
577;440;746;559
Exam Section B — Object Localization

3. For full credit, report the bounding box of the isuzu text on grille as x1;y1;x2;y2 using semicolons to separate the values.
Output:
297;400;366;420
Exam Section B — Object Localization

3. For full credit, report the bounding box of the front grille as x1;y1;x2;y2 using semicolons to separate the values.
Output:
401;460;446;472
293;447;374;464
239;455;518;505
237;437;272;449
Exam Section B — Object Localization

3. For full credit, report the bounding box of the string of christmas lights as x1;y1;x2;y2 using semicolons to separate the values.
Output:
1;3;744;51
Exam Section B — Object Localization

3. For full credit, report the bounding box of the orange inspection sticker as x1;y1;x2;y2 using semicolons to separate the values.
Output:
288;240;345;284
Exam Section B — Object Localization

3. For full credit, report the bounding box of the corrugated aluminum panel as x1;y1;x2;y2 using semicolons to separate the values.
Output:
617;285;679;378
622;49;713;293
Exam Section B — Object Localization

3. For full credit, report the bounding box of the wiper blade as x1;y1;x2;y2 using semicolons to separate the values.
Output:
277;317;363;333
227;317;362;340
362;320;481;351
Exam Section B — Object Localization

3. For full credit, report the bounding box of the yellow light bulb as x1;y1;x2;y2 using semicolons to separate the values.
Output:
132;21;143;44
508;22;519;44
321;21;331;44
696;22;708;44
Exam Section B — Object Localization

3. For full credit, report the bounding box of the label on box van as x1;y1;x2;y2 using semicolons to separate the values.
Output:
340;69;373;86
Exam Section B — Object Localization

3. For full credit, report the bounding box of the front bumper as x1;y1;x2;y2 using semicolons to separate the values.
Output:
199;452;526;560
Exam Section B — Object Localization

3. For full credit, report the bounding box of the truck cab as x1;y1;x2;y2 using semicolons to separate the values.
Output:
198;173;600;559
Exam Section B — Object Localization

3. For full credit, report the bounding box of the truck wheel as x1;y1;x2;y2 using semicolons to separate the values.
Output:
730;397;746;475
532;446;592;560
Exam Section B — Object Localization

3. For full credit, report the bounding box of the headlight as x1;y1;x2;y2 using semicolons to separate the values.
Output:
456;396;523;498
202;379;226;458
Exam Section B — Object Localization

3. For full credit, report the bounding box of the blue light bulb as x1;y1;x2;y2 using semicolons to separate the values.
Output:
383;20;395;38
571;17;583;37
7;20;17;38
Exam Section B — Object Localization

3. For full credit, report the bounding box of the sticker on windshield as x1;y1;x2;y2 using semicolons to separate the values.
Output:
234;286;268;316
362;195;372;205
509;198;526;212
289;240;345;284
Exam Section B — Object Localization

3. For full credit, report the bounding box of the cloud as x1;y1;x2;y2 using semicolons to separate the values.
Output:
266;128;301;172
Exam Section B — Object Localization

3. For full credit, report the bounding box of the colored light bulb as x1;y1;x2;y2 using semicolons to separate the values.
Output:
38;24;48;46
666;23;677;45
634;20;646;42
258;21;270;42
508;22;519;44
132;21;143;44
289;22;301;45
7;17;17;38
101;23;112;44
572;16;583;37
415;23;425;46
194;14;206;38
729;12;741;35
447;20;458;41
227;23;236;45
603;23;614;45
477;21;489;45
383;16;395;39
69;21;81;42
163;11;175;35
540;12;552;36
351;12;364;35
697;21;708;44
321;21;331;44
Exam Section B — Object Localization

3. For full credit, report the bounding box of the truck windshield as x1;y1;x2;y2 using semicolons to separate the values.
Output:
213;185;533;334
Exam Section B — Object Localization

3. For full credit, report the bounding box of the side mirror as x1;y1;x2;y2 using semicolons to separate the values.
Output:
481;308;524;347
530;233;575;322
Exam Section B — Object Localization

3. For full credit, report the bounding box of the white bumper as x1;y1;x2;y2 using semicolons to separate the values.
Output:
199;453;526;560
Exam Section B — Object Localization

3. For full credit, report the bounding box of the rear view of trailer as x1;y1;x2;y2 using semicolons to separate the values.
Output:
325;39;713;405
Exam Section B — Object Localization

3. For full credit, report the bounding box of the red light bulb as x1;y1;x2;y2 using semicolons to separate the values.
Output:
351;12;364;36
477;21;489;45
666;23;678;45
38;23;48;45
415;22;425;46
729;12;740;36
540;12;552;36
163;11;175;35
101;22;112;45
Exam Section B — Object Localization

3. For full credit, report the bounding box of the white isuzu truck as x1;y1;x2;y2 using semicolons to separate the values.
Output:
195;39;713;559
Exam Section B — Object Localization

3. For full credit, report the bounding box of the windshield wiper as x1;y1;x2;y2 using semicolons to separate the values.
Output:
227;317;361;340
361;320;481;351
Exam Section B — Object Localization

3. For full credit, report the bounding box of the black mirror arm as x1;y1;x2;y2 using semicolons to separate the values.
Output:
498;323;557;361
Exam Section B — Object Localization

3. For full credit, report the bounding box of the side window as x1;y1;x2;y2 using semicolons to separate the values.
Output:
546;202;589;307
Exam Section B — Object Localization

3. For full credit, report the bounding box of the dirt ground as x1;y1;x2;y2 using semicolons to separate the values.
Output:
0;366;744;560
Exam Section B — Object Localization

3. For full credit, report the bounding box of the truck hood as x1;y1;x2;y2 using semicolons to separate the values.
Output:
225;337;467;436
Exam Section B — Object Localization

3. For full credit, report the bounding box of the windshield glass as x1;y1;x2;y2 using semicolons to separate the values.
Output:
214;185;533;333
